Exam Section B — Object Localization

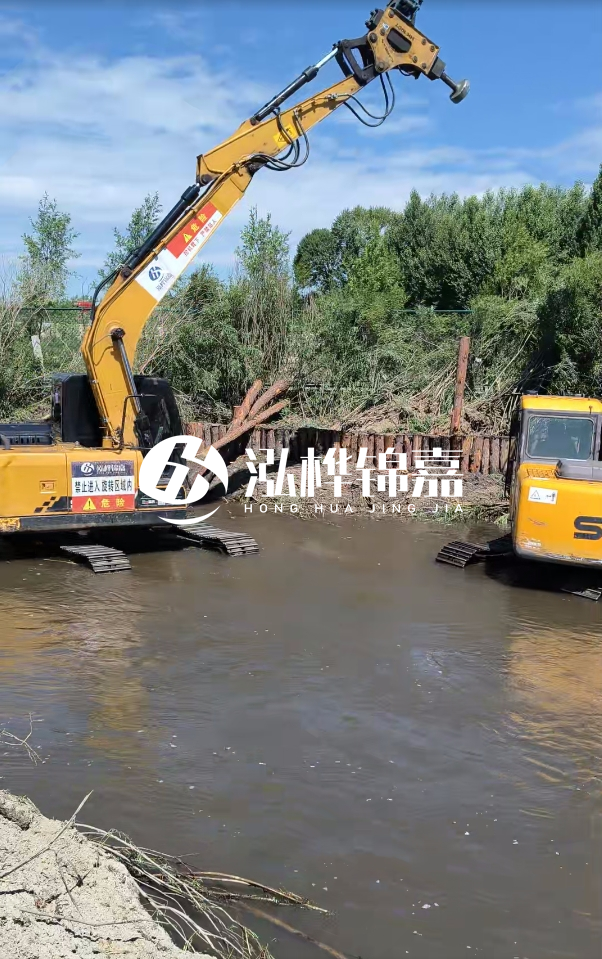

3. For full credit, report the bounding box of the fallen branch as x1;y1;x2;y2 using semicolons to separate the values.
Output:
242;904;350;959
0;713;40;765
189;401;289;480
213;400;289;450
248;379;290;420
77;823;338;958
185;870;328;913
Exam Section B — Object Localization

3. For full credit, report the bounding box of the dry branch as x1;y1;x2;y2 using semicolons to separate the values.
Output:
77;824;336;959
248;379;290;420
0;713;40;765
243;905;350;959
232;379;263;427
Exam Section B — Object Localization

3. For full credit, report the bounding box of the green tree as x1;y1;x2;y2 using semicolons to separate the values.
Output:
100;192;162;278
536;251;602;395
293;228;340;291
389;191;502;309
180;263;224;311
501;182;586;263
576;165;602;255
331;206;396;283
232;207;295;378
486;224;550;300
19;193;79;305
236;206;290;282
346;233;406;302
388;191;442;306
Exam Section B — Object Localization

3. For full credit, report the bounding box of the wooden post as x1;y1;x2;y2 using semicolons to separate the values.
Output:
450;336;471;435
490;436;500;474
482;437;490;475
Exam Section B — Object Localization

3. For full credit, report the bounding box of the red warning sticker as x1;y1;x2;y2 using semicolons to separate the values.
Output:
72;494;135;513
167;202;219;259
71;460;135;513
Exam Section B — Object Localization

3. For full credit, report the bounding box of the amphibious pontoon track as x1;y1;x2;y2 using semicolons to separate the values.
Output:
60;544;132;573
435;534;513;568
175;525;259;556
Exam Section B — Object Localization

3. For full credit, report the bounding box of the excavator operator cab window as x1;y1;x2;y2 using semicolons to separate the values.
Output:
525;415;595;461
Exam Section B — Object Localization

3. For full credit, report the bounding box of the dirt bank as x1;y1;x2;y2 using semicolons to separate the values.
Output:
225;455;508;522
0;790;206;959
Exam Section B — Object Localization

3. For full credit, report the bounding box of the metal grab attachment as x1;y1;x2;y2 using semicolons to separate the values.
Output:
426;54;470;103
441;73;470;103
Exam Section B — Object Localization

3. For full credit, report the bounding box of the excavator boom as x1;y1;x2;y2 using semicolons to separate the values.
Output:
81;1;468;450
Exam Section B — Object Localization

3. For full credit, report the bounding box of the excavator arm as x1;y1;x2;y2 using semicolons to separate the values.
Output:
81;0;468;449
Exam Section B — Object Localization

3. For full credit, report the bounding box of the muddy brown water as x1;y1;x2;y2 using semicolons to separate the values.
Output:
0;507;601;959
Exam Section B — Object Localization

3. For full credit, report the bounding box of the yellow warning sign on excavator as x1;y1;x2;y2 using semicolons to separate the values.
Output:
82;498;97;511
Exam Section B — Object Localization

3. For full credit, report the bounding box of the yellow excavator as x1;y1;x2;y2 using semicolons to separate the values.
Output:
0;0;469;568
438;394;602;599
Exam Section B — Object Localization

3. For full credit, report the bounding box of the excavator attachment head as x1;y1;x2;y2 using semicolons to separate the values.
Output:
444;75;470;104
388;0;424;23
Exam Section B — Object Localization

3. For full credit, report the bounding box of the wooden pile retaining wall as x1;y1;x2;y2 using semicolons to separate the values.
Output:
186;423;510;475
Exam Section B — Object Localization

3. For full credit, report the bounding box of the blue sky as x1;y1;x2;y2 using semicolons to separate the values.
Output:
0;1;601;294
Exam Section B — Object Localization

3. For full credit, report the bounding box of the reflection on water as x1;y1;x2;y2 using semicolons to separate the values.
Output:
509;623;602;717
0;511;601;959
506;623;602;789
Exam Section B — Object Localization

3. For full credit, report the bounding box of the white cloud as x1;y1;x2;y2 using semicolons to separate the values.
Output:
0;10;600;291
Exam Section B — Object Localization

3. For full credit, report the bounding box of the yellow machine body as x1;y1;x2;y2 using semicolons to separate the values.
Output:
0;445;186;534
512;395;602;567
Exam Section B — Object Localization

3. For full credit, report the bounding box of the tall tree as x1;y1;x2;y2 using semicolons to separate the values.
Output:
235;206;290;283
233;207;294;376
100;192;162;278
19;193;79;305
576;165;602;256
293;228;340;291
331;206;396;284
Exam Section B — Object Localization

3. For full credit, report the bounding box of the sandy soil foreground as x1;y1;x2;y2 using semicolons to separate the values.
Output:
0;790;206;959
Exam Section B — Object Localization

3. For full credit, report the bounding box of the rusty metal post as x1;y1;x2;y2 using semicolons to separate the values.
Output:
450;336;470;435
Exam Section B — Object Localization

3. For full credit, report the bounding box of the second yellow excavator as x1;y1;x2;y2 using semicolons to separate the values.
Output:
438;393;602;599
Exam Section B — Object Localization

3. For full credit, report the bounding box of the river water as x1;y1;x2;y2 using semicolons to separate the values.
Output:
0;508;600;959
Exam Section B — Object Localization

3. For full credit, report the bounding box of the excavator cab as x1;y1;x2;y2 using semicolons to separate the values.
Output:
0;375;182;453
49;374;182;449
512;395;602;567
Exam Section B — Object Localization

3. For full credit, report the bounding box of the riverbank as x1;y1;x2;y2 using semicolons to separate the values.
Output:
225;456;508;523
0;788;331;959
0;790;191;958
